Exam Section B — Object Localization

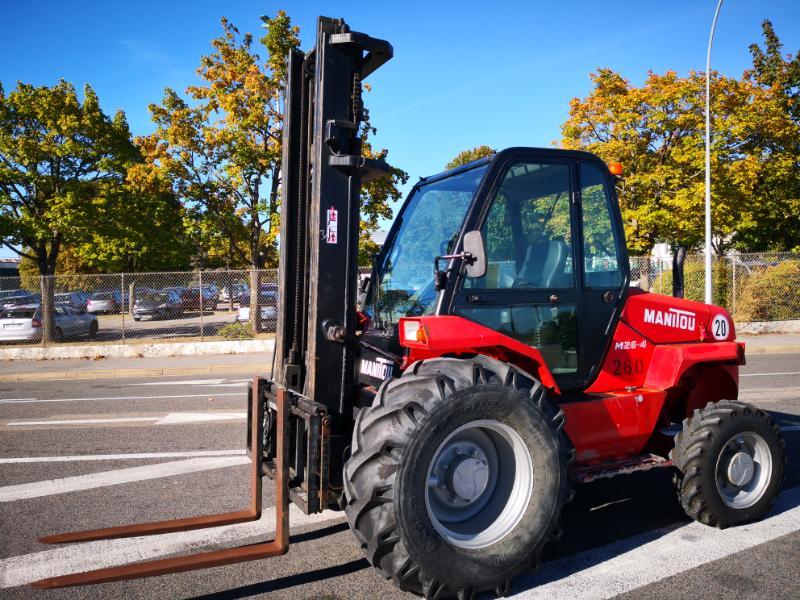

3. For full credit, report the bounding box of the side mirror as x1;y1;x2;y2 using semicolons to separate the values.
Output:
462;230;486;279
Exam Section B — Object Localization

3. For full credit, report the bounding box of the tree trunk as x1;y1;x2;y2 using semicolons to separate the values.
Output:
39;273;56;344
249;267;262;334
128;280;137;316
35;236;62;344
639;257;651;292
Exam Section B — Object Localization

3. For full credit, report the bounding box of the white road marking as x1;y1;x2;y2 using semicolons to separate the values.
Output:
0;450;245;464
0;456;250;502
0;398;37;402
129;379;249;387
155;412;246;425
0;392;242;405
741;371;800;377
8;417;156;426
6;412;246;427
2;487;799;592
511;485;800;599
0;504;344;588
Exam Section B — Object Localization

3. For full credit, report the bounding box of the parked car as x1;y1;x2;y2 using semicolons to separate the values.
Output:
0;290;38;309
87;290;128;314
0;303;98;343
236;287;278;330
220;284;249;304
54;291;91;313
177;286;218;311
133;290;183;321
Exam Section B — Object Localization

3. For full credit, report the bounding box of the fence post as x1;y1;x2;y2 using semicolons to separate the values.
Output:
121;273;126;344
199;270;204;341
40;275;46;348
731;257;736;321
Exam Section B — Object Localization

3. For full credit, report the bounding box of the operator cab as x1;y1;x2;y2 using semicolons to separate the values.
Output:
362;147;630;392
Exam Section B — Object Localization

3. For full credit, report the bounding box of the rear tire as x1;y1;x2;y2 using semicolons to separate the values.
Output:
88;321;98;340
671;400;785;528
344;355;574;598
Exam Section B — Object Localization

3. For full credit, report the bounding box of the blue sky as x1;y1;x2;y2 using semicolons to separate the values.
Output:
2;1;798;258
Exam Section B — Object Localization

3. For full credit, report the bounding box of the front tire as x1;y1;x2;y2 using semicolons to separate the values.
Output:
344;356;574;598
671;400;785;528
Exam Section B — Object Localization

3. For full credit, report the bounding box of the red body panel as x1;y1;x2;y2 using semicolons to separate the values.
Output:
587;320;654;392
400;315;560;393
621;288;736;345
562;388;666;463
398;290;744;465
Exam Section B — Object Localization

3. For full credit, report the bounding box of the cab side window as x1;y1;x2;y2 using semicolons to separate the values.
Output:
580;163;623;288
471;162;574;289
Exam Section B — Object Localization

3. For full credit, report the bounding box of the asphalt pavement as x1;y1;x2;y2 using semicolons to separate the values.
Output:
0;353;798;599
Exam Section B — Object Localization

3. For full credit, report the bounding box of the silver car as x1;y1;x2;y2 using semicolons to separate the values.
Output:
87;290;126;314
0;304;99;343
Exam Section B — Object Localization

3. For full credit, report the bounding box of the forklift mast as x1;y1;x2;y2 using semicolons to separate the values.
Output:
30;19;395;589
270;17;392;511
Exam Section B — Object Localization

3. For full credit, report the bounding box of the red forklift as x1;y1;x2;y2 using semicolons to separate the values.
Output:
34;16;784;599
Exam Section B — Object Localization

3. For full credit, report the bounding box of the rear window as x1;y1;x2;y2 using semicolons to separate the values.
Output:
1;307;36;319
139;293;167;302
92;293;113;300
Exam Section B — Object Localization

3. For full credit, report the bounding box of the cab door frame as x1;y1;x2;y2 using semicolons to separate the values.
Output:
442;148;630;392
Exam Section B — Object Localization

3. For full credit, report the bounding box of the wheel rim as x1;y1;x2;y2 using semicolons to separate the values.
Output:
715;431;773;509
424;419;533;549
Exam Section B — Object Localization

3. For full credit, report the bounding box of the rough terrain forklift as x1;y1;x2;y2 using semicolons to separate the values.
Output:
34;16;785;598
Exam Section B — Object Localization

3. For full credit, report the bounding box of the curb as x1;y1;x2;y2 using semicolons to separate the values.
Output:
743;345;800;355
0;339;275;361
0;363;270;382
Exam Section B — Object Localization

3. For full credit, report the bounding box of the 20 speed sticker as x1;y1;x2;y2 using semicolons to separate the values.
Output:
711;314;730;340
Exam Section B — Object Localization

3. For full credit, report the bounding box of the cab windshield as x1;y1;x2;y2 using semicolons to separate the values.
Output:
370;163;488;326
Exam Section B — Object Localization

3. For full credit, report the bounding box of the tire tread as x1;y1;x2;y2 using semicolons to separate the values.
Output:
344;355;573;598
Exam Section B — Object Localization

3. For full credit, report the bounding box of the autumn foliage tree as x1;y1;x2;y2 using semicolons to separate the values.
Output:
0;80;137;340
130;13;300;330
135;12;407;329
560;21;800;259
446;145;495;170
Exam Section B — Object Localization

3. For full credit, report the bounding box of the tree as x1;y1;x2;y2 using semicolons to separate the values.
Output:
72;181;193;274
358;105;409;263
743;20;800;252
446;145;495;170
561;67;798;257
135;12;408;328
0;80;136;340
131;13;299;331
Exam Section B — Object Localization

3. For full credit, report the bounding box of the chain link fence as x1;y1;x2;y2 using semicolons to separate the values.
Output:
0;269;279;346
0;254;796;347
630;252;800;323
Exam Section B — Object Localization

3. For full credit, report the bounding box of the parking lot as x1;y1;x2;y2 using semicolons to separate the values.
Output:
0;272;281;346
0;353;798;599
92;310;240;341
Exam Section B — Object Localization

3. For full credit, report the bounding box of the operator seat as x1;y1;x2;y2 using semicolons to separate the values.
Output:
514;240;571;288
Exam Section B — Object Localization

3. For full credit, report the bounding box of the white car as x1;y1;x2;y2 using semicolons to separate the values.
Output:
0;304;98;343
236;289;277;331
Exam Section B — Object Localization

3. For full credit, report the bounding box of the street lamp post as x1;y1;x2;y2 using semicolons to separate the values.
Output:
705;0;724;304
